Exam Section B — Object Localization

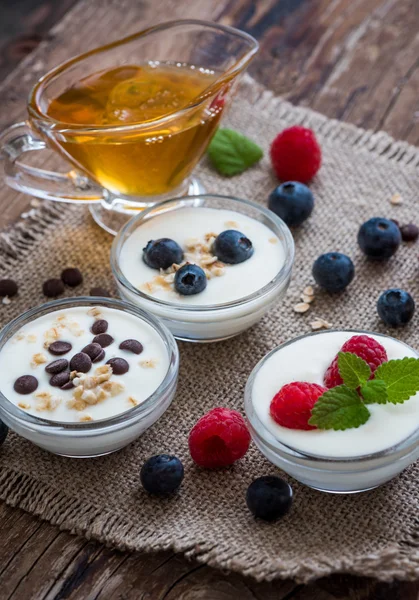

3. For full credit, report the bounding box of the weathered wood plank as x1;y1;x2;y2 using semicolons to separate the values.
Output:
0;0;78;82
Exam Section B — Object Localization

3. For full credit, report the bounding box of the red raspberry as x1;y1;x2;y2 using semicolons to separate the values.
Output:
270;126;322;183
324;335;388;388
188;408;251;469
270;382;326;431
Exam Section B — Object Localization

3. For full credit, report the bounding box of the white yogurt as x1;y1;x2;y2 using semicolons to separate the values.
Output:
119;207;285;305
0;306;169;423
115;205;292;342
252;331;419;458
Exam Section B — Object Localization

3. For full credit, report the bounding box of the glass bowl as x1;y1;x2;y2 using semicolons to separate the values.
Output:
111;194;295;342
244;330;419;493
0;297;179;458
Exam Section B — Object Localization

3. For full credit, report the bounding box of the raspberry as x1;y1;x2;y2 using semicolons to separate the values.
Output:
270;126;321;183
188;408;251;468
270;382;326;430
324;335;388;388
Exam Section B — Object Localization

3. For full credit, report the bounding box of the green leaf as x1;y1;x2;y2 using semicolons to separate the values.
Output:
374;357;419;404
360;379;388;404
338;352;371;389
308;385;371;430
207;128;263;176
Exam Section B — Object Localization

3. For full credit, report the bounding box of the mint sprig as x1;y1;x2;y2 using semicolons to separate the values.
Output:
337;352;370;389
374;358;419;404
309;386;370;430
360;379;388;405
309;352;419;431
207;128;263;176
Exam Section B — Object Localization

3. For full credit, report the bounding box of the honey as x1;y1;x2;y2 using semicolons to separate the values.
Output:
46;62;225;197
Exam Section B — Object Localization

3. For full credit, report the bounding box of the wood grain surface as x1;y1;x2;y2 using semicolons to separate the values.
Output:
0;1;418;598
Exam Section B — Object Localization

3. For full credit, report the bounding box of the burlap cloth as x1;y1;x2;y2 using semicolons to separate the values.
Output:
0;76;418;583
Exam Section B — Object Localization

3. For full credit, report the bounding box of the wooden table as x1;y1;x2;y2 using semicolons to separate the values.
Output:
0;1;418;598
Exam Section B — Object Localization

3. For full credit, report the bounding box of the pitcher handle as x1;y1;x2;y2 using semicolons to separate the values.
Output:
0;122;104;203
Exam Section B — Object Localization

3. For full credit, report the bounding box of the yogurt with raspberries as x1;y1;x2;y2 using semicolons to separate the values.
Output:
0;299;179;457
246;330;419;493
112;196;294;342
252;331;419;457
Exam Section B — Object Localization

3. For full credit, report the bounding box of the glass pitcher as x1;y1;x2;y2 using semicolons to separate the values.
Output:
0;20;258;234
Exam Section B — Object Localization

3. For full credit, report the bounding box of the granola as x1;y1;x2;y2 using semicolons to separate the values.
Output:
34;392;62;412
140;358;158;369
30;353;47;368
67;365;123;411
140;231;226;295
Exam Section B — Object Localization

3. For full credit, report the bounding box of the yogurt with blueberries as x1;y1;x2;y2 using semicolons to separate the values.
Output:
120;207;284;304
114;202;293;342
0;305;169;423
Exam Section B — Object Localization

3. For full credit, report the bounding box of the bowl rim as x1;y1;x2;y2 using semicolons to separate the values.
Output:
0;296;179;433
245;329;419;464
110;193;295;313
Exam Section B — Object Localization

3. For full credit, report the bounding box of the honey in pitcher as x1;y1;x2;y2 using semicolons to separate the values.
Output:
46;62;225;197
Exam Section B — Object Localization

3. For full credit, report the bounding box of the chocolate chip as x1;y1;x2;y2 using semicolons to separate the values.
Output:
61;267;83;287
91;319;108;335
45;359;69;374
89;287;111;297
81;342;103;361
70;352;92;373
94;348;106;362
92;333;114;348
0;279;18;297
61;380;75;391
106;357;129;375
43;278;65;298
48;341;72;356
400;223;419;243
50;371;70;387
119;339;143;355
14;375;38;394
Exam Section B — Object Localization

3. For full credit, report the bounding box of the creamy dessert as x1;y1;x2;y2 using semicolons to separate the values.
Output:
252;331;419;458
113;198;294;342
246;330;419;493
0;305;169;423
119;207;285;305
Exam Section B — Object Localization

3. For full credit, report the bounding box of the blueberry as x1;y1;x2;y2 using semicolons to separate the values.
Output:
143;238;183;270
140;454;184;496
268;181;314;227
212;230;254;264
357;218;401;260
0;420;8;446
312;252;355;292
246;476;293;522
174;264;207;296
377;289;415;327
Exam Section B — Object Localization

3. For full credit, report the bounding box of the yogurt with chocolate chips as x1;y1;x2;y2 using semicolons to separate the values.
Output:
112;196;295;342
0;305;169;423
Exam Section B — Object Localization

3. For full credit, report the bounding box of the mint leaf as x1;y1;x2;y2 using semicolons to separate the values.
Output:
207;128;263;176
374;357;419;404
338;352;371;389
360;379;388;404
308;385;370;430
